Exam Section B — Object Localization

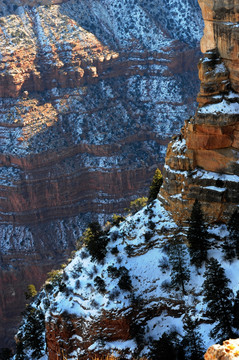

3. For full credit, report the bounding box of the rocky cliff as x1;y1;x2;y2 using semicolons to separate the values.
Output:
205;339;239;360
0;0;203;349
159;0;239;224
13;198;239;360
10;0;239;359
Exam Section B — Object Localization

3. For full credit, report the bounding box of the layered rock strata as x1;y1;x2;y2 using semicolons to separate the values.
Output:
0;0;203;348
160;0;239;224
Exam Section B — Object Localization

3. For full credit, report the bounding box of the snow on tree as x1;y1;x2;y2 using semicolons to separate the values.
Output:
203;258;234;341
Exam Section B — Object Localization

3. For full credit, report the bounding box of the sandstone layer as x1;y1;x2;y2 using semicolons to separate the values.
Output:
160;0;239;224
0;0;203;348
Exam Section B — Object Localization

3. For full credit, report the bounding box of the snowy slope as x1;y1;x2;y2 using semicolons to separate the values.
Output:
15;199;239;359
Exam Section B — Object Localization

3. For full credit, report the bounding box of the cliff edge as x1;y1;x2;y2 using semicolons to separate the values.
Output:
159;0;239;224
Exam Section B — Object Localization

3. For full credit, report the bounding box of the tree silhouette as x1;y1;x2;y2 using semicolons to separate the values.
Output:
169;239;190;295
148;168;163;202
229;210;239;258
203;258;234;341
223;210;239;261
81;222;109;262
183;315;204;360
187;200;209;267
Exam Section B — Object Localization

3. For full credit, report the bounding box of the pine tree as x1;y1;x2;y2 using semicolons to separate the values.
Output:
81;222;109;262
229;210;239;258
23;306;45;358
148;168;163;202
0;348;12;360
150;332;178;360
15;338;25;360
25;284;37;300
203;258;234;341
169;239;190;295
233;290;239;332
183;315;204;360
187;200;209;267
223;236;236;262
223;210;239;261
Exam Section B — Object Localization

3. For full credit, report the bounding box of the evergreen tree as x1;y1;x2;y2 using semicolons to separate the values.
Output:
15;338;25;360
229;210;239;258
150;332;177;360
187;199;209;267
223;210;239;261
233;290;239;332
148;168;163;202
150;332;185;360
0;348;12;360
81;222;109;262
183;315;204;360
169;239;190;295
25;284;37;300
23;306;45;358
203;258;234;341
222;236;236;262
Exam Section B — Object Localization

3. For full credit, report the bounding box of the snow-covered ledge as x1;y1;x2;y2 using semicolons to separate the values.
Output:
205;339;239;360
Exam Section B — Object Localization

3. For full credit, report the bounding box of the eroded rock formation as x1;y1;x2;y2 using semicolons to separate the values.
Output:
205;339;239;360
160;0;239;224
0;0;203;348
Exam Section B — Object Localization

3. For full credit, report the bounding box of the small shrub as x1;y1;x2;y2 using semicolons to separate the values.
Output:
90;299;99;308
111;230;119;241
108;289;120;301
144;231;153;242
118;268;132;292
80;250;89;259
125;244;134;256
148;220;156;230
158;256;170;272
160;279;171;292
107;265;120;279
93;265;98;274
126;197;148;215
111;246;119;255
75;280;81;289
116;256;122;264
94;276;106;294
112;214;125;227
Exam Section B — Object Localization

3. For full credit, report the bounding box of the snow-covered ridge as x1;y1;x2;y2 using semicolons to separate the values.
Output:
15;199;239;359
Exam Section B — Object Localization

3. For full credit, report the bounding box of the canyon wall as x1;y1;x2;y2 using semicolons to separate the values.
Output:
160;0;239;224
0;0;203;348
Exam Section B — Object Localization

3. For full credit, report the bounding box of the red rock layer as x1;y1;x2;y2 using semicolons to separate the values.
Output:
46;297;186;360
0;2;201;348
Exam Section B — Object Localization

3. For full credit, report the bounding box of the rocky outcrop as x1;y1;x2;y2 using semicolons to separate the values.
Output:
205;339;239;360
0;0;203;348
159;0;239;224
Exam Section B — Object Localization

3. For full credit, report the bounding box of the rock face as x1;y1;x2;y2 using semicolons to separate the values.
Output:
0;0;203;348
205;339;239;360
160;0;239;224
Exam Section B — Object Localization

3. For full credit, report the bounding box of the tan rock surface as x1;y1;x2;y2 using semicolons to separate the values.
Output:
160;0;239;224
205;339;239;360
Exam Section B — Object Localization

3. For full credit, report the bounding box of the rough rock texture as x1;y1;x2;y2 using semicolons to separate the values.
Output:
0;0;203;348
204;339;239;360
159;0;239;224
16;200;198;360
